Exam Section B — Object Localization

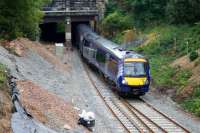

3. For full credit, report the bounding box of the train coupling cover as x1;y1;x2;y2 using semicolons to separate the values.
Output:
78;110;95;131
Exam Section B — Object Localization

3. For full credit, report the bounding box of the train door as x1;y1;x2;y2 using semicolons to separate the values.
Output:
107;56;118;81
105;53;110;77
82;39;96;62
96;49;107;73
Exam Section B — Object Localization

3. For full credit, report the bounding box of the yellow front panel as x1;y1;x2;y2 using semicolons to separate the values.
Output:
124;58;147;63
125;77;147;86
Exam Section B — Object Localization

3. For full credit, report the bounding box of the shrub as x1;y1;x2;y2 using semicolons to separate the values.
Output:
182;86;200;116
189;50;199;61
175;69;192;88
0;64;7;87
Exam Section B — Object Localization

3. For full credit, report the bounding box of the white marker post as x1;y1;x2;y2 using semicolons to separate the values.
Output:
55;43;64;59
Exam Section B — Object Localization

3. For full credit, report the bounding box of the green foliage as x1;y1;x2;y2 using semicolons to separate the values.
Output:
0;64;7;88
57;22;65;33
190;50;199;61
175;69;192;88
104;0;200;29
166;0;200;24
101;11;133;38
0;0;50;40
112;32;124;44
149;57;176;86
133;25;193;89
182;86;200;116
104;0;118;16
127;0;167;27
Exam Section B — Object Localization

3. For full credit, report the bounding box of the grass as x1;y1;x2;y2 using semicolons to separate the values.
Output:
0;64;12;133
0;64;7;88
181;86;200;116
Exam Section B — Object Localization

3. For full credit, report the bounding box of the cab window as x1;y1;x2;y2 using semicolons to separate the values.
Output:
124;62;146;77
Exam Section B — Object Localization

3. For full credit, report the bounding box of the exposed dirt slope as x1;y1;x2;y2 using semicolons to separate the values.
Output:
0;83;12;133
17;80;78;130
171;50;200;99
0;38;69;71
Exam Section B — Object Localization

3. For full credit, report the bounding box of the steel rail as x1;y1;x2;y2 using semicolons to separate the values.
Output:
122;100;157;133
124;100;168;133
83;63;142;133
140;98;190;133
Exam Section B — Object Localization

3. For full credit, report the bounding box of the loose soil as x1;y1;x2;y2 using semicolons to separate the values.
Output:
0;84;12;133
171;50;200;100
16;80;78;130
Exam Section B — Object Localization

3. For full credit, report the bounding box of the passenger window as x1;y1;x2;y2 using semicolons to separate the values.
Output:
96;50;106;63
108;57;118;76
84;40;90;47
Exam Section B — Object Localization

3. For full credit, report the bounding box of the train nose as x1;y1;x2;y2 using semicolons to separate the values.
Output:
124;77;147;86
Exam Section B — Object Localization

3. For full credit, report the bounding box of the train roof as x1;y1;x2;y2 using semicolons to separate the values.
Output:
78;24;145;60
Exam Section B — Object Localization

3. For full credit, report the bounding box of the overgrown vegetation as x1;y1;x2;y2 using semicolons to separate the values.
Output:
0;0;50;40
102;0;200;116
190;51;199;61
0;64;12;133
182;86;200;116
0;64;7;88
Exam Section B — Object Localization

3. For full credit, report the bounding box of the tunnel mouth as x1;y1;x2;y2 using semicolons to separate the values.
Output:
39;21;91;47
71;21;90;48
40;22;65;43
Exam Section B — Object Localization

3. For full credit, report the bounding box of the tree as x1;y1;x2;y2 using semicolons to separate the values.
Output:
116;0;168;27
166;0;200;24
0;0;50;40
101;11;132;37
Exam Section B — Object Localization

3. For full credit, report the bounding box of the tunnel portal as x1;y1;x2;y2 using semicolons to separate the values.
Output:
41;0;105;47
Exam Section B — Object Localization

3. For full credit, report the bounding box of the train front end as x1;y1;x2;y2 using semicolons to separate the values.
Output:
118;58;150;96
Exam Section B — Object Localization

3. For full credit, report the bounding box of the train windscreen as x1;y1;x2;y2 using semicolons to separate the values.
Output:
124;62;146;77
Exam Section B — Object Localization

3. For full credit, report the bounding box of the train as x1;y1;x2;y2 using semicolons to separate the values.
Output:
76;24;151;96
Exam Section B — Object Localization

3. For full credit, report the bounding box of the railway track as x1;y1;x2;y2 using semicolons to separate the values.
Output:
83;63;190;133
123;99;190;133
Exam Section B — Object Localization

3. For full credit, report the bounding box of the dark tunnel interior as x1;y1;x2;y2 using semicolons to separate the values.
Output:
39;21;90;47
71;21;90;47
40;22;65;43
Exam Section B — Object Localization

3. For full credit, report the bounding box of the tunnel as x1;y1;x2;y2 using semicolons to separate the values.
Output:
39;21;91;48
40;22;65;43
71;21;90;48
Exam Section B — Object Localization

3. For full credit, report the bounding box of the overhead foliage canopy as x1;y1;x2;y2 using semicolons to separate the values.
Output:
103;0;200;29
0;0;50;40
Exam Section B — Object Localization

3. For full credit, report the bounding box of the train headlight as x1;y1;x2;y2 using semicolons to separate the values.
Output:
122;79;128;85
145;79;149;85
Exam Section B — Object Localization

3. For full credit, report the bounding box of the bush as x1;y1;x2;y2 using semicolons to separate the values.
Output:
175;69;192;88
101;10;133;38
189;50;199;61
148;57;176;87
182;86;200;116
0;64;7;87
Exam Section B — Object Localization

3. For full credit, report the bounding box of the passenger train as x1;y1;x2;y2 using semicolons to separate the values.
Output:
77;24;150;96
